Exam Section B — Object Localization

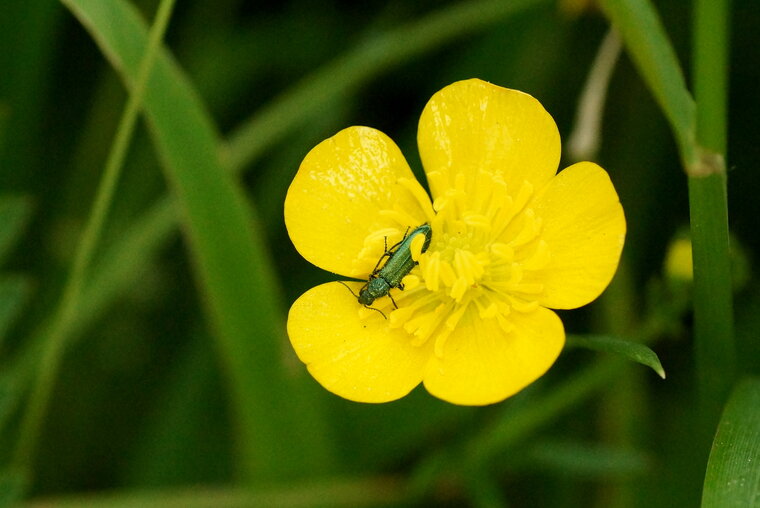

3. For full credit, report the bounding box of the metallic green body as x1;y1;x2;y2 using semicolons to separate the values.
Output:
358;223;432;306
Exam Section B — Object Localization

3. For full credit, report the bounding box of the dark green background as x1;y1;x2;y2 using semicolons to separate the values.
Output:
1;0;758;506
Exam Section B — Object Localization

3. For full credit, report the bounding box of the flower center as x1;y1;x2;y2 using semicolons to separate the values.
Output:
368;170;552;358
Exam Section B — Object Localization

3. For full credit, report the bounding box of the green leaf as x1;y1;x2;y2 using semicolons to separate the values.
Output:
566;334;666;379
598;0;697;167
60;0;333;481
0;275;31;348
0;195;32;264
702;377;760;508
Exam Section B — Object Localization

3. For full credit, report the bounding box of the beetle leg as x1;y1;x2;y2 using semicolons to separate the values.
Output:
384;228;410;257
370;251;390;275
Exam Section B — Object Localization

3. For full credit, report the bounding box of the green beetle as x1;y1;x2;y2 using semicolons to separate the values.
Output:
342;223;432;318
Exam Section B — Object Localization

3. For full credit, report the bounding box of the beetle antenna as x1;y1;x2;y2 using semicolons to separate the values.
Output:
337;280;360;299
364;305;387;319
338;281;388;319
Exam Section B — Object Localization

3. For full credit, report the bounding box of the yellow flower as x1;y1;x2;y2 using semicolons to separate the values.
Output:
285;79;625;405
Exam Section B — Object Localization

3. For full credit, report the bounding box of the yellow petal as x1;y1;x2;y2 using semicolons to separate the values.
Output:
285;126;432;279
529;161;626;309
418;79;560;202
422;306;564;405
287;282;430;403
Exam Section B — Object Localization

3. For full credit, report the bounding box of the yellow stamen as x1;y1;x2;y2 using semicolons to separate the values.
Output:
357;171;553;361
410;234;426;261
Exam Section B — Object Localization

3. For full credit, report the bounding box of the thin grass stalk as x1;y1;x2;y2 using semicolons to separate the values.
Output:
11;0;176;473
2;0;551;452
567;28;622;162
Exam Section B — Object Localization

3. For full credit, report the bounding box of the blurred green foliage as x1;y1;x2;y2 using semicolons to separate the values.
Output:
0;0;758;506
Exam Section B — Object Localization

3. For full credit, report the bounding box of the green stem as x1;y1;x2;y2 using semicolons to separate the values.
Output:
688;174;735;424
12;0;176;471
690;0;735;428
601;0;735;436
693;0;729;155
598;0;698;169
566;28;622;162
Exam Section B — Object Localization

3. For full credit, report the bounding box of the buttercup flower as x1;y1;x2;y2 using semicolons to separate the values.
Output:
285;79;625;405
665;236;694;281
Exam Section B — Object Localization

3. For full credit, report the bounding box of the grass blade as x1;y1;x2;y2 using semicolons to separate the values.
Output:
12;0;177;478
60;0;334;481
566;334;665;379
702;377;760;508
8;0;555;389
601;0;735;442
598;0;697;167
6;0;557;482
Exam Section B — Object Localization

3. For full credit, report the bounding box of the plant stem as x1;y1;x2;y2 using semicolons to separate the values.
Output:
600;0;735;451
598;0;698;169
567;28;622;162
11;0;176;472
690;0;735;429
693;0;729;156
